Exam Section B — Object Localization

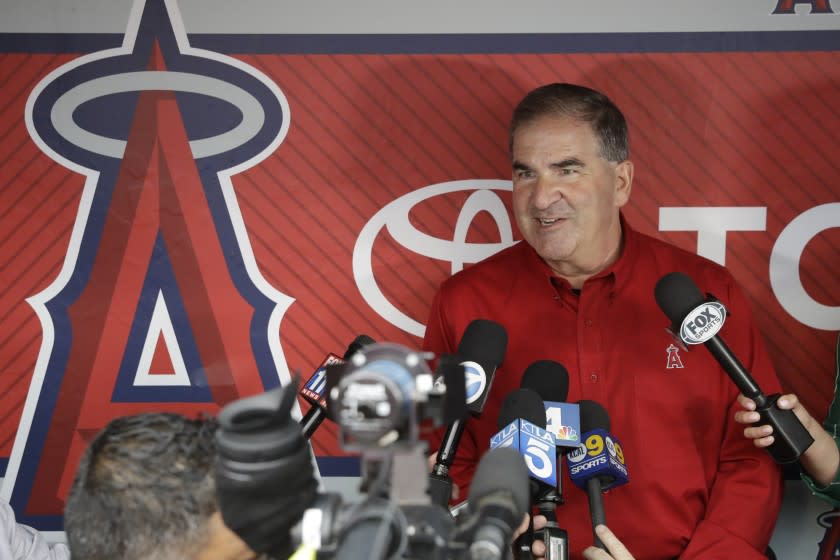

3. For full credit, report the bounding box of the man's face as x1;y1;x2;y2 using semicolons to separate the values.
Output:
511;114;632;275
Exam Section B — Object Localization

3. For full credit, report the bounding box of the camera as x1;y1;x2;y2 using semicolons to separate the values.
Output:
214;341;528;560
327;342;457;453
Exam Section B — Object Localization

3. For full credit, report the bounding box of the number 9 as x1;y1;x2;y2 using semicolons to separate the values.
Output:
586;434;603;457
614;442;625;464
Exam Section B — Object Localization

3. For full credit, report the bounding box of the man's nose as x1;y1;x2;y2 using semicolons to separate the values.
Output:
531;174;561;209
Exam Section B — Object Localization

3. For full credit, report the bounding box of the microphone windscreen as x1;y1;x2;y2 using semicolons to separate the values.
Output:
457;319;507;367
578;400;611;434
497;388;546;430
520;360;570;402
654;272;705;327
470;447;531;516
438;356;467;423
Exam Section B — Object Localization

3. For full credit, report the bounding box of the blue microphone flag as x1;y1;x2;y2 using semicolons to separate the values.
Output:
567;428;629;491
490;418;557;487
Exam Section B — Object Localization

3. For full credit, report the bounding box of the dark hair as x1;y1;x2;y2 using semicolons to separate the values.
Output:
64;413;218;560
509;83;629;162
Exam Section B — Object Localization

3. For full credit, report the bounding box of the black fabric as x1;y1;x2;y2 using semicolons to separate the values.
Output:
215;440;318;558
214;379;319;558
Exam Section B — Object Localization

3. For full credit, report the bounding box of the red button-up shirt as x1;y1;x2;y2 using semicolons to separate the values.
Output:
423;220;783;560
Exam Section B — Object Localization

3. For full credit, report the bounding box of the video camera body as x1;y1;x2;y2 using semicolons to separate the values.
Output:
215;341;526;560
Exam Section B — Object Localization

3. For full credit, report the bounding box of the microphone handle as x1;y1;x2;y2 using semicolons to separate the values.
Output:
704;337;814;462
300;405;325;440
757;393;815;464
585;477;606;550
540;526;569;560
703;336;766;407
436;418;466;466
534;484;565;559
428;419;467;507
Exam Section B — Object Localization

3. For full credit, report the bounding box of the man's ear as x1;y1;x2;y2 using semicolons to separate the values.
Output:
614;160;634;208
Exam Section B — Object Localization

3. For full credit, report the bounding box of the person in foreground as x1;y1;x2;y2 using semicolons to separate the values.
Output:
736;335;840;503
64;412;263;560
422;82;783;558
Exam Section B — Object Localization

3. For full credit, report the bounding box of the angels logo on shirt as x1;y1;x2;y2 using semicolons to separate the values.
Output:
0;0;293;530
665;343;685;369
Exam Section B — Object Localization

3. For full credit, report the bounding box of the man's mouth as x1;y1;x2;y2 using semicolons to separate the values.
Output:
537;217;564;226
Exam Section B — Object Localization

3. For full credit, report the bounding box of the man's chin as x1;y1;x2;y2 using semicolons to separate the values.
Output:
534;246;575;267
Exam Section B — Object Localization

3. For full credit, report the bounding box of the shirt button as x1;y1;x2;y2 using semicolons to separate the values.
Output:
585;319;593;327
590;373;598;382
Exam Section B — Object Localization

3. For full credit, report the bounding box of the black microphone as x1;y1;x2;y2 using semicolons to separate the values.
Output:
299;335;375;439
654;271;813;463
491;388;558;560
520;360;572;501
520;361;573;560
429;319;508;508
466;447;531;560
567;401;629;550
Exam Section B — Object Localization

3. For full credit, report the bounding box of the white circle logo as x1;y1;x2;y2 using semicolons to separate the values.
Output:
679;301;727;344
462;361;487;405
353;180;515;337
606;437;616;457
567;444;587;464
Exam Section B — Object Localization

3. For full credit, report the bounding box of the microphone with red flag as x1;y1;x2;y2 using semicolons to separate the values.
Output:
299;335;375;439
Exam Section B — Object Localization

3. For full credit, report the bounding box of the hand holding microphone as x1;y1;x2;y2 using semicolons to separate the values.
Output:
581;525;636;560
654;271;813;463
567;401;629;551
736;392;840;487
519;360;579;560
490;388;559;559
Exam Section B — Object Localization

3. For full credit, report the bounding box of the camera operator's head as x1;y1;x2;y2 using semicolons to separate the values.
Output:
64;412;262;560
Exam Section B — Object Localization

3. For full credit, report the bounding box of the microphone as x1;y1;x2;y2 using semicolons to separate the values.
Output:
654;271;813;463
299;335;375;439
520;359;582;461
490;388;558;489
520;361;579;560
465;447;531;560
429;319;508;508
567;401;629;550
490;389;558;560
215;376;319;559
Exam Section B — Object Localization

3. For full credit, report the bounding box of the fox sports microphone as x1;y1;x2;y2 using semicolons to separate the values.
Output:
429;319;508;508
567;400;629;550
299;335;375;439
465;447;531;560
654;271;813;463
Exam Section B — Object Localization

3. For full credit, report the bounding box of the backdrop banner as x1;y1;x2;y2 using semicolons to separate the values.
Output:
0;0;838;554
